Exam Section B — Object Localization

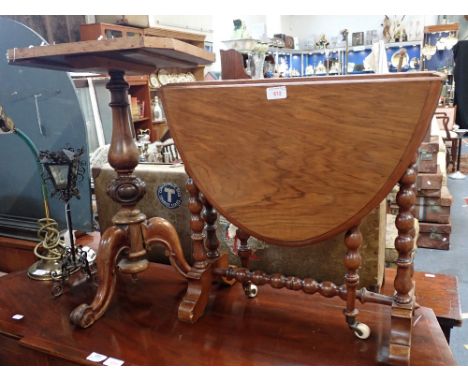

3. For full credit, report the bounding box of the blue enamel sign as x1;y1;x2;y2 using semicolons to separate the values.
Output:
157;183;182;209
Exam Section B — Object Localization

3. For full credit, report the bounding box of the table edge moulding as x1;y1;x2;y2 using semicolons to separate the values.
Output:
6;36;443;366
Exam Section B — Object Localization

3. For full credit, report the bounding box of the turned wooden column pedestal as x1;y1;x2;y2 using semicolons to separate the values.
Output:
70;70;190;328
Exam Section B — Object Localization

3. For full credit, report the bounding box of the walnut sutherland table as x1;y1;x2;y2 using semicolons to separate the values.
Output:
7;39;443;365
160;73;443;365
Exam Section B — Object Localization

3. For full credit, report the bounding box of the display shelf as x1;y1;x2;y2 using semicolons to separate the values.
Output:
267;40;422;77
266;40;422;56
127;76;151;133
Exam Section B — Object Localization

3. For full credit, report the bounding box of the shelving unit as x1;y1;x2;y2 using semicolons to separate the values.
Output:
223;40;423;80
422;23;459;105
76;22;214;143
267;40;422;77
127;75;152;134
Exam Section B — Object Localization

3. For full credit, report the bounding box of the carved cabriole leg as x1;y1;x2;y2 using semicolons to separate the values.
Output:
389;155;418;366
143;217;191;277
236;229;258;298
178;178;212;323
343;225;370;339
70;70;147;327
70;227;128;327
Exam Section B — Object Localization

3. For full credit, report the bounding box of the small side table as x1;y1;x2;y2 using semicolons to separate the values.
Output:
448;128;468;180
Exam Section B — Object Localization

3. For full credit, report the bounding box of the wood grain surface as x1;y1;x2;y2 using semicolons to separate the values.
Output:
384;267;462;325
161;73;442;245
6;36;215;74
0;263;455;365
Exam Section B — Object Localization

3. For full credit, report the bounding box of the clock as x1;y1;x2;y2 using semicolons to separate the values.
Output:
149;73;160;88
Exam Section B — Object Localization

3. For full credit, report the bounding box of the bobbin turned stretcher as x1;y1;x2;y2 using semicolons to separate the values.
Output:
160;72;443;365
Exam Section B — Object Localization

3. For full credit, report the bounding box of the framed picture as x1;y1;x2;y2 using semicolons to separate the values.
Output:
352;32;364;46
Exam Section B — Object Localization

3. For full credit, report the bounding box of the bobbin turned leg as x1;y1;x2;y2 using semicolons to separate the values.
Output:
200;193;219;261
200;193;232;279
343;225;370;339
388;155;418;365
178;179;212;323
178;179;231;323
236;229;258;298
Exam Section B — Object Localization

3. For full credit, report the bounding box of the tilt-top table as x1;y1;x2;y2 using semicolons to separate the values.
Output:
6;35;216;329
7;38;443;365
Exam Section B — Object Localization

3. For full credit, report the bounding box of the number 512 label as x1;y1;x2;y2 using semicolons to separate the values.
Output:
266;86;287;100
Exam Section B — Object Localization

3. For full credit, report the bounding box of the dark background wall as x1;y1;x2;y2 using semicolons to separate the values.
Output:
4;15;86;44
0;16;93;236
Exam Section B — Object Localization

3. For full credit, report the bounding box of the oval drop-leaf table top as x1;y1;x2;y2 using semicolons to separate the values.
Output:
161;73;442;246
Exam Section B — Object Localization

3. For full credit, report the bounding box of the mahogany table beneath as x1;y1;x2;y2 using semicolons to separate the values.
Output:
384;267;462;342
0;263;455;366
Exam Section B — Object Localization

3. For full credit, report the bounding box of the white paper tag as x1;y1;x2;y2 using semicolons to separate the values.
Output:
103;357;124;366
266;86;287;100
424;273;436;278
12;314;24;320
86;352;108;362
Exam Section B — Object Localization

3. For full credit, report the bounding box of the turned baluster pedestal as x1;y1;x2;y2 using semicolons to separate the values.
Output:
70;70;190;328
4;36;215;327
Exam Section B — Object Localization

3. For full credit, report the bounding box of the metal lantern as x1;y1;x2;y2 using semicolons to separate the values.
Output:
39;146;94;296
40;148;84;202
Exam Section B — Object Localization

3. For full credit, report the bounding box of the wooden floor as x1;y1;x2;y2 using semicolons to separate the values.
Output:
0;262;455;366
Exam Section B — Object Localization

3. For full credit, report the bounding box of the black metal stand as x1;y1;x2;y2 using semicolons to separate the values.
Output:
65;201;76;263
50;201;94;297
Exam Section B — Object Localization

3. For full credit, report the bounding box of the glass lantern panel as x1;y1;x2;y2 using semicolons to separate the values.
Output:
48;164;70;190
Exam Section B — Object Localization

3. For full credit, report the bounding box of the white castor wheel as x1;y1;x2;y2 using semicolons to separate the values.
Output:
244;283;258;298
353;322;371;339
